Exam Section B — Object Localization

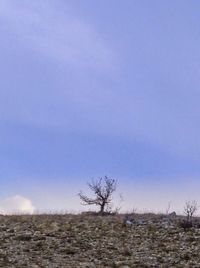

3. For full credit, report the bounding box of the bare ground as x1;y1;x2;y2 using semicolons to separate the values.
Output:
0;214;199;267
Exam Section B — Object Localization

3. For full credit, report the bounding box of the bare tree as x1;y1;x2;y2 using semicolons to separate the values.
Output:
184;200;198;222
78;176;117;214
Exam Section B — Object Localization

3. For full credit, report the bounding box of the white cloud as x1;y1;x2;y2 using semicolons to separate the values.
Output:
0;0;114;71
0;195;35;215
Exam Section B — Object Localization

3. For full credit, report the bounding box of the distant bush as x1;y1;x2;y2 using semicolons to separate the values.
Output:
179;220;193;230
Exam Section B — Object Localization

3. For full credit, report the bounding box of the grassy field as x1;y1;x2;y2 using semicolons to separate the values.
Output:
0;214;199;267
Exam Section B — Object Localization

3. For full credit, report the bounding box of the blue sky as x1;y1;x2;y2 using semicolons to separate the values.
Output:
0;0;200;213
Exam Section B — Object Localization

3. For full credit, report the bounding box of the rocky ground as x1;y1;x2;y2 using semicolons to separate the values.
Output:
0;214;199;267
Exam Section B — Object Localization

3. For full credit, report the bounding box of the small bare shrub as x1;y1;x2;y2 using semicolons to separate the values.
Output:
183;200;198;222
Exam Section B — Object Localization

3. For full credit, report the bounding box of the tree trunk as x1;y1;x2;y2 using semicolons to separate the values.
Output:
100;202;105;214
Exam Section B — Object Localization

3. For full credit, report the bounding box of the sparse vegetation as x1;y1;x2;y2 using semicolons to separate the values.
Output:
0;213;200;267
0;189;199;267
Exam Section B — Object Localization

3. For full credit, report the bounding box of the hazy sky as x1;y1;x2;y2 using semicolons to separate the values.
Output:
1;0;200;213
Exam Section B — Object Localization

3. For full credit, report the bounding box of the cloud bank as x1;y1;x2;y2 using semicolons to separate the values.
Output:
0;195;35;215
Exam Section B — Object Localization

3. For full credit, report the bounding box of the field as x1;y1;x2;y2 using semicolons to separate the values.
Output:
0;214;199;267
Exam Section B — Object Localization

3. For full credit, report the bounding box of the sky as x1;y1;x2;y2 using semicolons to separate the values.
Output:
0;0;200;214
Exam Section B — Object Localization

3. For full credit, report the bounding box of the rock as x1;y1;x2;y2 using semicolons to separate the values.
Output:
169;211;177;218
125;220;133;226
